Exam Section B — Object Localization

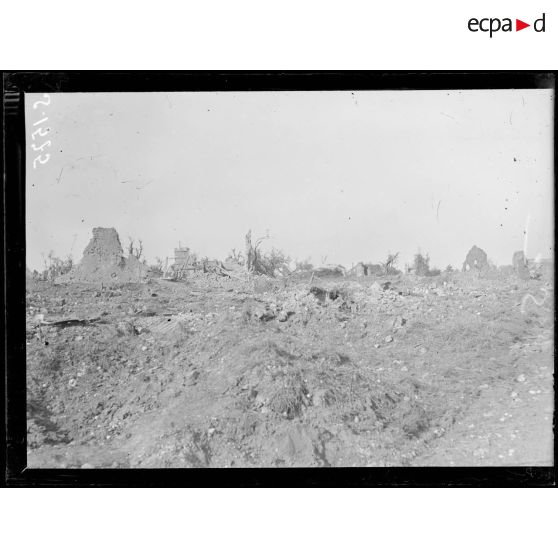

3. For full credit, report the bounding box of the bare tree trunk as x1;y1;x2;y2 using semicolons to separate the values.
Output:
245;230;254;273
135;239;143;259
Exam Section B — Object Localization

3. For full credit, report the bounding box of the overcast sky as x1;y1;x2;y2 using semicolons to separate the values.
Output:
26;89;553;271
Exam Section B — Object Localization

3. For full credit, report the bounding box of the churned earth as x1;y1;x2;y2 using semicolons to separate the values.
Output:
26;269;554;468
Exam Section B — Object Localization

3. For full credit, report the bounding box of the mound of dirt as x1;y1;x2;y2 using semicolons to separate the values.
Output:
26;267;554;468
56;227;147;284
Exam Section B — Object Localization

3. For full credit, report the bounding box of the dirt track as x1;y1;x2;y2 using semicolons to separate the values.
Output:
26;270;554;468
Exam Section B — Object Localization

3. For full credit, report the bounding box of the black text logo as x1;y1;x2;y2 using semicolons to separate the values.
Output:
468;13;545;37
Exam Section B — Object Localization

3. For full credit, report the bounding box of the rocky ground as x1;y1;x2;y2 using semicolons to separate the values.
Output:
26;269;554;468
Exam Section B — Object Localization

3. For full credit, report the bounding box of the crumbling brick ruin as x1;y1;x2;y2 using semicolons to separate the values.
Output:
355;262;366;278
512;250;526;268
174;246;197;267
462;245;488;272
56;227;148;284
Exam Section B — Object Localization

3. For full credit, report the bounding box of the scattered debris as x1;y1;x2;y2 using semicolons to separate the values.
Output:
26;243;554;468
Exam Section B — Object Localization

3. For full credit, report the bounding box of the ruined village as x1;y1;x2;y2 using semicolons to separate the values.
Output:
26;226;553;468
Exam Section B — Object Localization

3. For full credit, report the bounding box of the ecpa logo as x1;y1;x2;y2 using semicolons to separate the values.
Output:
468;13;546;37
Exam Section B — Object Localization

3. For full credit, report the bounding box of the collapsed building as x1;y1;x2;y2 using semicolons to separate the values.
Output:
351;262;383;277
366;264;383;276
164;244;198;278
311;264;346;278
462;245;489;272
56;227;148;284
512;250;531;280
511;250;551;280
163;243;238;279
174;245;197;268
354;262;366;278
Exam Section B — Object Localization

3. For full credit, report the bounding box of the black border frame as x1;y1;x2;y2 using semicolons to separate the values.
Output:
3;71;556;487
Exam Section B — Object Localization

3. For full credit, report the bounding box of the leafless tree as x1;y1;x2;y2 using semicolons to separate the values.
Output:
382;252;400;275
413;252;430;276
127;237;143;259
244;230;270;274
40;250;73;281
260;248;291;276
228;248;245;265
135;239;144;259
127;238;134;256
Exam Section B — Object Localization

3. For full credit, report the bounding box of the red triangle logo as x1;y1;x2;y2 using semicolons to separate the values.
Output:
516;19;530;31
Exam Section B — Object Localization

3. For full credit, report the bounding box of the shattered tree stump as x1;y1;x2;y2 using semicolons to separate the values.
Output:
245;230;256;274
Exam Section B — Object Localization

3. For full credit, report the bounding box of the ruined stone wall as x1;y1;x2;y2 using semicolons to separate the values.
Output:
355;263;366;278
56;227;147;284
462;245;488;272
